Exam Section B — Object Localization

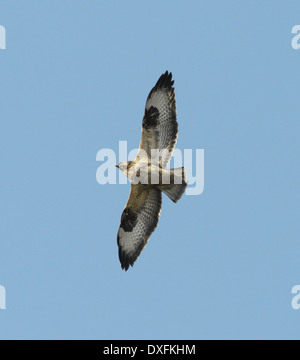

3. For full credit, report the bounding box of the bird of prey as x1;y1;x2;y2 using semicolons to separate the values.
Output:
116;71;187;271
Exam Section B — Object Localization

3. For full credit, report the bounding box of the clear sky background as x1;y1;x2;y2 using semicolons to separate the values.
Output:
0;1;300;340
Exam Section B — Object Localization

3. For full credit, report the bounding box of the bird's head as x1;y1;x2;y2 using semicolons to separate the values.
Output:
116;161;132;175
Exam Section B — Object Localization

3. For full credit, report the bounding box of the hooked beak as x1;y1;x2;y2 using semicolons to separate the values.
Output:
116;164;119;168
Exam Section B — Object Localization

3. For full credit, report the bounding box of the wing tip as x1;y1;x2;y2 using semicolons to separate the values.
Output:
119;248;136;271
121;263;129;271
153;70;175;91
121;263;131;271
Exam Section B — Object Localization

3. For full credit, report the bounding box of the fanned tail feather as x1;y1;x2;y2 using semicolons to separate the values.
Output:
159;167;187;203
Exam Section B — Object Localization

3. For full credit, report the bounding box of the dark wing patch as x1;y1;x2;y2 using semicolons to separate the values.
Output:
138;71;178;168
117;186;162;271
142;106;159;130
120;208;138;232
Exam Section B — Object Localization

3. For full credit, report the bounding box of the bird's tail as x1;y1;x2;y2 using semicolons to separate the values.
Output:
158;167;187;203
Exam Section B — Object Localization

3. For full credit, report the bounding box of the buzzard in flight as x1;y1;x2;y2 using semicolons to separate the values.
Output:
116;71;187;270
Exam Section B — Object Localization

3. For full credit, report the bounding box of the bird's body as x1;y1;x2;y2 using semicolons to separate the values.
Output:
116;71;187;270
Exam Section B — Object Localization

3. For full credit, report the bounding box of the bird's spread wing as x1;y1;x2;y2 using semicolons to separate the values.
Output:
117;185;162;270
137;71;178;168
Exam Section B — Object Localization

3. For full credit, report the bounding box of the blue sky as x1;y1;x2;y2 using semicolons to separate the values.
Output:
0;1;300;340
